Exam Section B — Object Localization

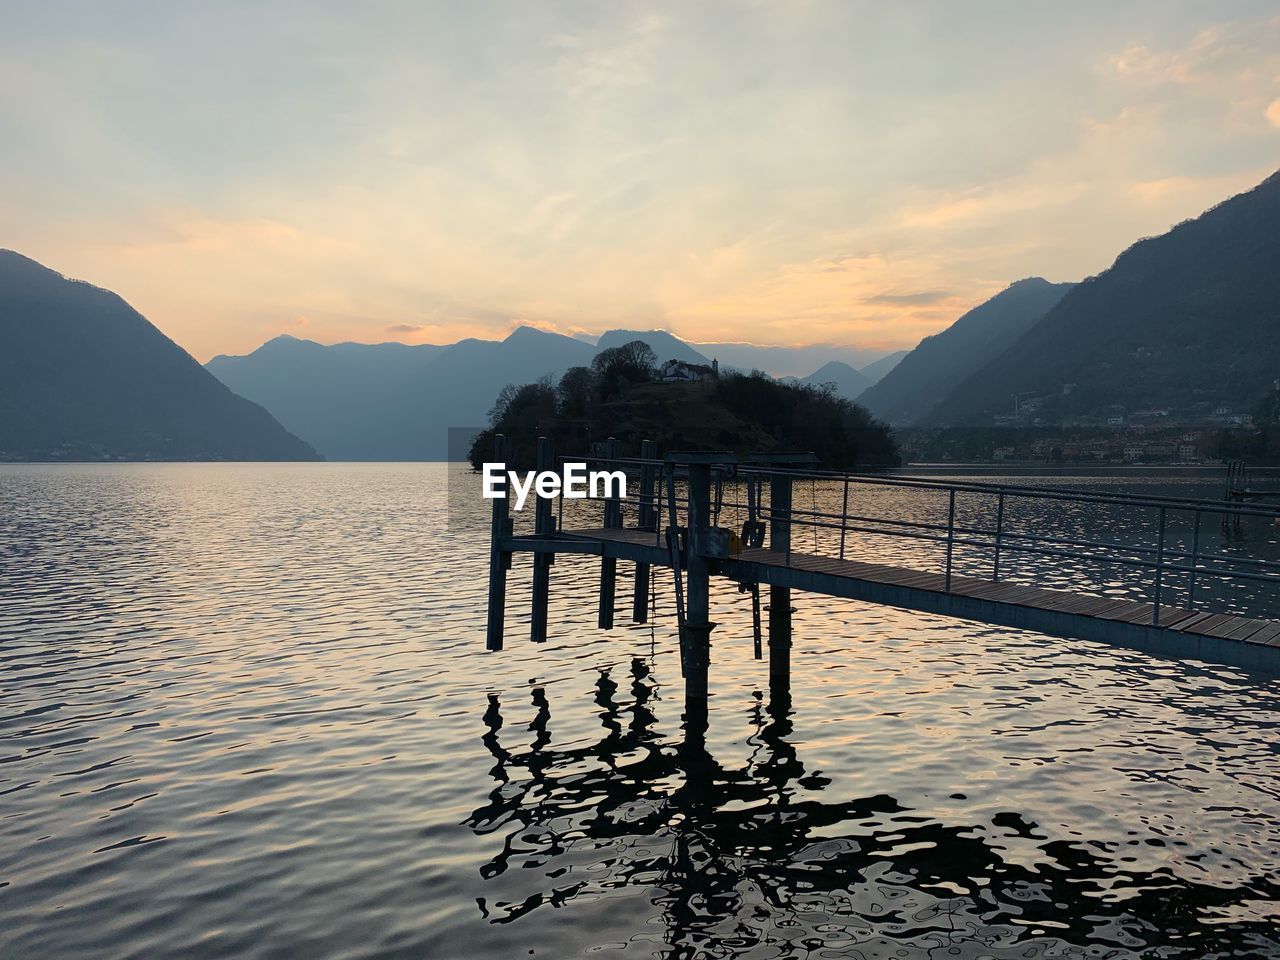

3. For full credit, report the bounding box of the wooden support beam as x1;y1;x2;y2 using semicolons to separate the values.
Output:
632;439;657;623
530;436;554;643
768;472;793;693
682;461;714;701
485;434;511;651
598;437;620;630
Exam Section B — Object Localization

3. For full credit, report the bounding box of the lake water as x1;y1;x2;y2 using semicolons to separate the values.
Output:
2;463;1279;959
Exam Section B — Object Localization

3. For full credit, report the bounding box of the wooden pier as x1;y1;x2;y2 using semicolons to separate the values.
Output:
485;438;1280;707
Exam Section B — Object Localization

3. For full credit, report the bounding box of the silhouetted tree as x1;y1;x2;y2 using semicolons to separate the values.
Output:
487;383;520;426
592;340;657;399
557;366;597;418
470;366;899;470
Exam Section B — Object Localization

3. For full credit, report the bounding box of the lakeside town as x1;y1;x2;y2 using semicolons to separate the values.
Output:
899;381;1280;465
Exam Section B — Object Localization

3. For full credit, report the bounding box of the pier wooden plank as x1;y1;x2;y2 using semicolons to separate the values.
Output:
1095;601;1158;623
1181;613;1239;636
1192;615;1245;639
1068;598;1135;617
1221;618;1272;641
551;528;1280;670
1247;623;1280;645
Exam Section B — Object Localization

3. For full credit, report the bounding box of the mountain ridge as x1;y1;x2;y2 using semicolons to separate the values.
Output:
857;277;1076;425
929;169;1280;425
0;250;320;461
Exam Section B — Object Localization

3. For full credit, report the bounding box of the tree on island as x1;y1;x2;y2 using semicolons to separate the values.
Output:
591;340;657;399
468;341;899;470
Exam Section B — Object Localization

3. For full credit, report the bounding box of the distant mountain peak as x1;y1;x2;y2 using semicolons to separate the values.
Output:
809;360;858;375
597;329;708;365
798;359;871;401
504;324;573;344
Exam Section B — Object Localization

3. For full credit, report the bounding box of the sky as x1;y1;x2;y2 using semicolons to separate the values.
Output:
3;2;1279;362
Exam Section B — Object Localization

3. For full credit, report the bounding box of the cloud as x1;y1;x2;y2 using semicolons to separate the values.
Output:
1104;18;1280;134
1106;19;1280;88
863;291;952;306
1127;174;1250;202
6;7;1280;361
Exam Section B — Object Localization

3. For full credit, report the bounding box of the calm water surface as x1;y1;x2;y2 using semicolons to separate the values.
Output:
2;463;1279;959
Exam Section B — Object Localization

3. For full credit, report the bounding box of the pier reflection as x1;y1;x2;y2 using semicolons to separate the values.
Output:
466;660;1278;958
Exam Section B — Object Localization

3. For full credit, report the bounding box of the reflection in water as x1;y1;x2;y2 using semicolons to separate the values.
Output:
469;660;1279;958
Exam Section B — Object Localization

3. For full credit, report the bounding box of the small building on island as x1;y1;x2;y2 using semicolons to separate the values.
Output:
660;358;719;382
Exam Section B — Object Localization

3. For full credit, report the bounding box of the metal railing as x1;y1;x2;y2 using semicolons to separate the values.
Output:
544;452;1280;628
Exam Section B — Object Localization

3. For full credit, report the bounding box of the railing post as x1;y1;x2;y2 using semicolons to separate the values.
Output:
992;491;1005;582
598;437;620;630
839;476;849;560
632;440;656;623
485;433;511;651
769;472;793;695
945;488;956;591
557;459;565;533
530;436;554;643
1152;506;1166;626
664;465;687;631
1188;509;1202;610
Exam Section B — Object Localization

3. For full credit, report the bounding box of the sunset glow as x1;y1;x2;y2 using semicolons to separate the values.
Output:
4;3;1279;360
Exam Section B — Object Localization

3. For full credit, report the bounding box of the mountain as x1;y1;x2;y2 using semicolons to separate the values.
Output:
691;341;889;378
796;360;872;400
0;250;319;461
932;170;1280;425
859;350;908;386
392;326;596;458
857;278;1075;425
211;325;596;459
206;325;904;460
596;329;708;366
207;336;444;460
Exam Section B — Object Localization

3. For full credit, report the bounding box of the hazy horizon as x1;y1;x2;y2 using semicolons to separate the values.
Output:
4;2;1280;361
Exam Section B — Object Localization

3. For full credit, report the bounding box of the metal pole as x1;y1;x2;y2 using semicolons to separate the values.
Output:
769;471;793;695
530;436;554;643
557;462;565;533
1152;506;1167;626
598;437;619;630
945;488;956;591
993;491;1005;582
1188;509;1202;609
632;440;656;623
839;476;849;560
682;462;714;703
665;466;687;634
485;434;510;651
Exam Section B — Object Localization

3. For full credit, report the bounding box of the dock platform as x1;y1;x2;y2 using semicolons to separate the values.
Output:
485;438;1280;709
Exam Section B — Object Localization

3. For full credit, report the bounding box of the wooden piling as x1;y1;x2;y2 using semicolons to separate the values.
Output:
682;461;714;701
768;472;793;691
632;440;657;623
485;433;511;651
530;436;554;643
598;437;621;630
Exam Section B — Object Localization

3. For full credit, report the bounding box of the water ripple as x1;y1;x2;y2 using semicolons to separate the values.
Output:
1;463;1278;959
